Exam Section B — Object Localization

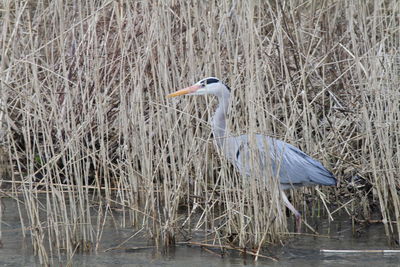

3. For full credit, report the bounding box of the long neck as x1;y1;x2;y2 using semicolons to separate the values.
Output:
211;93;230;148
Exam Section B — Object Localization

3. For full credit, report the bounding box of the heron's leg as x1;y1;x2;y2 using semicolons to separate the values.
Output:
281;191;301;232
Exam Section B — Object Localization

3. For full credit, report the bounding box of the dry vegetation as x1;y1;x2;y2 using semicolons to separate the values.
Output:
0;0;399;264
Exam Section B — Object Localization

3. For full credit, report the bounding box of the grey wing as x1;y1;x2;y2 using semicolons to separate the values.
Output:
223;135;253;175
224;135;337;189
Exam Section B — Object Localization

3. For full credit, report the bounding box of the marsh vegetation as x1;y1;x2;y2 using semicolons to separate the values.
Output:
1;0;399;265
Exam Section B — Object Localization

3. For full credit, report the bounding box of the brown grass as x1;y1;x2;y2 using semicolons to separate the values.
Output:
1;0;399;264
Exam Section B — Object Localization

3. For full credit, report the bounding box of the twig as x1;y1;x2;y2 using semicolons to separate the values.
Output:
180;241;278;262
303;219;319;235
202;246;223;257
321;249;400;254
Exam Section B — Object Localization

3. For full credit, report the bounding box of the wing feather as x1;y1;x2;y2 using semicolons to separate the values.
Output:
224;134;337;188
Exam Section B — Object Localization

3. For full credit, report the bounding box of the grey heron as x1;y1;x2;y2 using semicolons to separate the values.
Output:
167;77;337;230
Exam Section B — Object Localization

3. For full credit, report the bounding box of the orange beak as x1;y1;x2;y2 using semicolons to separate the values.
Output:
167;85;201;98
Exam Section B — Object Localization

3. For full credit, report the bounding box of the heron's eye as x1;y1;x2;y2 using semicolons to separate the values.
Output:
200;81;206;87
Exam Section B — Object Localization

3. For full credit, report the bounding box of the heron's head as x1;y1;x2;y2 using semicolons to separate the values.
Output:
167;77;231;98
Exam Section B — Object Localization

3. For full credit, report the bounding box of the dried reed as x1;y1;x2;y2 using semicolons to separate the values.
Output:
0;0;399;264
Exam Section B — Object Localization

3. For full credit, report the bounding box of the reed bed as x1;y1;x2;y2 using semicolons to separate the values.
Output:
1;0;399;264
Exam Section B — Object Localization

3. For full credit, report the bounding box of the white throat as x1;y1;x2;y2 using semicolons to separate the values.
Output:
211;90;230;148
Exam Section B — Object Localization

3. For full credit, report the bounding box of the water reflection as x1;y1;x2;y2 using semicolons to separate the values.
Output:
1;198;399;266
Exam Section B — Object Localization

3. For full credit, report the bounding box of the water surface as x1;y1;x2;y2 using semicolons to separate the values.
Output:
1;198;399;266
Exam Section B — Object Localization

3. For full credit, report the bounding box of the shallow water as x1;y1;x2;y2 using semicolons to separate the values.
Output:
1;198;399;266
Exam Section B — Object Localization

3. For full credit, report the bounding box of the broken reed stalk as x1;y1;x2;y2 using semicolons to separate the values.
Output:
1;0;399;264
321;250;400;254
